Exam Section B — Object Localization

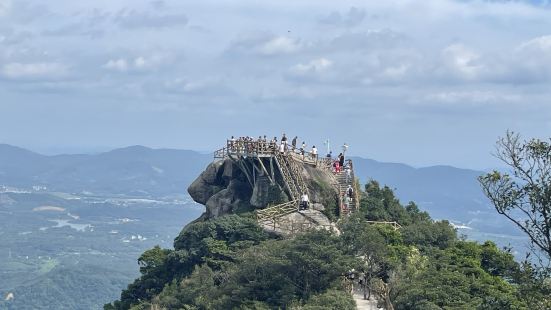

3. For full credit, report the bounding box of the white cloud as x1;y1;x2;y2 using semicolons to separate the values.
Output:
258;36;301;55
5;0;551;169
134;57;146;68
423;90;520;106
229;33;303;56
163;78;211;94
103;59;128;72
440;44;484;80
133;55;165;70
291;58;332;75
319;7;366;27
114;9;188;29
517;35;551;52
327;29;406;52
103;55;166;72
0;0;11;16
381;64;410;80
1;62;68;79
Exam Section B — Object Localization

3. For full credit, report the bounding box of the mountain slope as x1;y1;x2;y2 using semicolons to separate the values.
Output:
352;157;489;221
0;144;212;196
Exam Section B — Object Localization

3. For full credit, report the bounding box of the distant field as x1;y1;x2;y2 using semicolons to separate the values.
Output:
0;190;202;310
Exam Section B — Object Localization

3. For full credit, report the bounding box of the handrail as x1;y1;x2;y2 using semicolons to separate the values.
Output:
256;199;298;221
274;152;300;201
277;221;334;235
365;221;402;230
214;139;324;167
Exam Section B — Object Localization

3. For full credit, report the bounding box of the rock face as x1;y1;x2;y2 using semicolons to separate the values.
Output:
188;158;339;221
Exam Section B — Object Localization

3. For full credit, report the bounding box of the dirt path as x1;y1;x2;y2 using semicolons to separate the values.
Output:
353;286;380;310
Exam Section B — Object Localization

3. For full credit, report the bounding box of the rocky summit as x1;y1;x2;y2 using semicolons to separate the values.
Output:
187;156;341;234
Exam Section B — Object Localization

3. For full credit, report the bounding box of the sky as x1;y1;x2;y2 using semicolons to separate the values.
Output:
1;0;551;169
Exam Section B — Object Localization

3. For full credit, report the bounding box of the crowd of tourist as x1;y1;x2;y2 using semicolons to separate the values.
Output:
227;134;323;161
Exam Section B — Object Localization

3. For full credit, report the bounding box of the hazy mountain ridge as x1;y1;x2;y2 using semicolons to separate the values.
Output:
0;144;211;197
0;144;517;235
352;158;489;219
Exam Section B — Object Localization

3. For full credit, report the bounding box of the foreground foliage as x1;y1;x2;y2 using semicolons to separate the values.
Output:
479;131;551;261
107;182;550;310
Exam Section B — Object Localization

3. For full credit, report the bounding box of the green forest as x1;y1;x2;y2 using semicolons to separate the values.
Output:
106;181;551;310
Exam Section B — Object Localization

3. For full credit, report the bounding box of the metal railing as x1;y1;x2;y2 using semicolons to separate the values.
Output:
365;221;403;230
214;139;326;166
256;200;299;223
259;216;335;235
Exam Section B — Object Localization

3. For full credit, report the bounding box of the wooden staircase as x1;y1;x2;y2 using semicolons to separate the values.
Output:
273;151;308;201
256;200;299;225
335;159;360;217
256;152;310;229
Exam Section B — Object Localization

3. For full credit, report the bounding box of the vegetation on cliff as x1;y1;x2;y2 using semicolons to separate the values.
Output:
107;182;550;309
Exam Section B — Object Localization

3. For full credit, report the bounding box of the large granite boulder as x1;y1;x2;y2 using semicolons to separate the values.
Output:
188;158;339;221
250;176;289;208
188;159;253;217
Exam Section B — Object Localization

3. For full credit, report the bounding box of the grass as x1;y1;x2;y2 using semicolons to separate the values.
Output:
38;258;59;274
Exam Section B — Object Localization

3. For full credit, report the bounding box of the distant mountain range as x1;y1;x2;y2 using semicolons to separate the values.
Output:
352;158;488;221
0;144;211;197
0;144;516;235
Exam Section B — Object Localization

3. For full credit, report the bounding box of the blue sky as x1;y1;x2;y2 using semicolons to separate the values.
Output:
1;0;551;169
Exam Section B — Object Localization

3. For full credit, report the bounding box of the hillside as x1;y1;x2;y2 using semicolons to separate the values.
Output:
106;165;550;309
0;144;211;197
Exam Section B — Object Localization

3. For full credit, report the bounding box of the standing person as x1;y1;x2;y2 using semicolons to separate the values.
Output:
272;137;278;152
230;136;236;152
279;141;285;154
256;136;263;153
311;145;318;160
347;185;354;199
339;153;345;168
345;164;352;182
300;142;306;159
300;192;309;210
342;143;349;155
334;160;340;174
291;136;297;151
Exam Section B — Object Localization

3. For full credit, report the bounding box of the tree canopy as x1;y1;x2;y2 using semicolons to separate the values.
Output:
479;131;551;261
107;180;550;310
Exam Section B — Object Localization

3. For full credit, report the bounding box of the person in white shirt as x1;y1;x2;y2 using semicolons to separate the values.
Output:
311;146;318;160
300;193;309;210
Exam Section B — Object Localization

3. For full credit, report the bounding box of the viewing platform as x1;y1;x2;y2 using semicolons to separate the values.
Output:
214;139;333;169
211;137;362;234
